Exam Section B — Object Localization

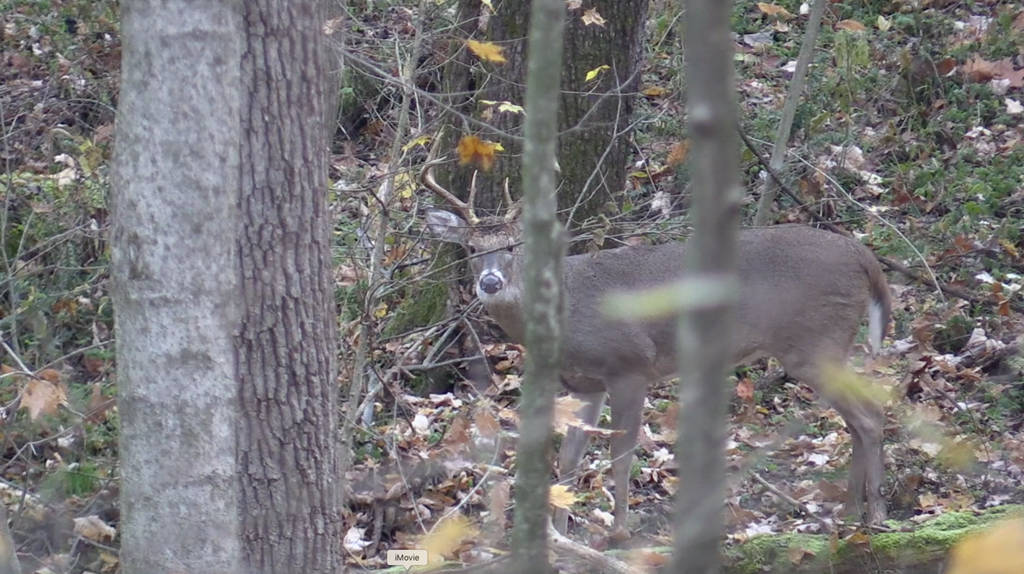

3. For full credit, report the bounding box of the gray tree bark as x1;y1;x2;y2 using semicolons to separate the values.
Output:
671;0;740;572
442;0;648;231
511;0;566;572
112;1;244;573
237;1;342;573
113;2;340;573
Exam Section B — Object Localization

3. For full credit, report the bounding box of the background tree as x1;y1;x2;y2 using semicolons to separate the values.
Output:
113;1;339;572
442;0;649;230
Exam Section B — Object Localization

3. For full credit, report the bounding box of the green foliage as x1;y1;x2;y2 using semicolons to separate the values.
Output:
382;280;449;338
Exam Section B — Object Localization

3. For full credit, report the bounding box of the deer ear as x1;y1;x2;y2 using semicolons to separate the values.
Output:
425;209;469;244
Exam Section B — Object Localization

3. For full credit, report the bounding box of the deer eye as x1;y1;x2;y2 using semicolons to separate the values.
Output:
467;245;478;255
505;245;515;253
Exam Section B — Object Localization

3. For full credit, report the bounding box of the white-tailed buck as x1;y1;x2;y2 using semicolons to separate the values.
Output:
422;165;891;534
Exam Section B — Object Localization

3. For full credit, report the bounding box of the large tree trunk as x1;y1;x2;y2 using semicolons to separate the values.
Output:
114;2;341;573
112;1;244;572
237;2;342;573
442;0;648;231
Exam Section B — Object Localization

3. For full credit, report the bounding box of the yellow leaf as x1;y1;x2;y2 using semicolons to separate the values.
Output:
373;302;388;319
946;519;1024;574
401;134;431;152
876;15;891;32
584;64;610;82
642;85;667;97
421;515;477;564
456;135;501;171
395;172;415;199
466;39;506;64
549;484;578;510
581;7;606;27
496;101;524;114
480;0;493;10
836;19;867;32
479;100;524;115
757;2;794;20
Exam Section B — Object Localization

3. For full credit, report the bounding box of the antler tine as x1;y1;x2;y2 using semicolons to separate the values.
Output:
420;136;479;225
467;171;480;223
503;177;521;222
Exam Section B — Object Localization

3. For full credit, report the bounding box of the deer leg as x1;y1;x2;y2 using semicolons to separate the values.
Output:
554;391;606;533
608;379;647;536
791;359;887;524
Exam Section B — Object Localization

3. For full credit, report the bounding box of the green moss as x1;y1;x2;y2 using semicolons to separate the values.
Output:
382;281;449;337
725;506;1024;574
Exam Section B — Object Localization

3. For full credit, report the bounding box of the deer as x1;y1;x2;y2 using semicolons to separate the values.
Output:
420;164;892;536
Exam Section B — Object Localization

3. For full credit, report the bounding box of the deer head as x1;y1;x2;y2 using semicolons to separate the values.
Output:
422;163;525;307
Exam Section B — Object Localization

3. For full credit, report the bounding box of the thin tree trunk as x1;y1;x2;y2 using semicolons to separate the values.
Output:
237;2;341;573
112;1;244;572
671;0;740;572
752;0;826;225
511;0;567;571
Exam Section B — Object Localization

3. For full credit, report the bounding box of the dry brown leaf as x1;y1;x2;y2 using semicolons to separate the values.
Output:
666;140;690;167
465;39;506;64
474;406;500;441
21;377;67;420
642;85;668;97
757;2;794;20
836;19;867;32
73;515;117;542
581;7;606;27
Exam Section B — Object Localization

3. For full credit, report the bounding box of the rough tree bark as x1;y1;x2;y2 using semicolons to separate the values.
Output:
112;1;244;572
671;0;740;572
237;1;341;573
442;0;648;230
114;1;341;573
511;0;566;571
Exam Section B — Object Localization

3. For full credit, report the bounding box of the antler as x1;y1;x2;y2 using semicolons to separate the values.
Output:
421;161;480;225
420;129;480;225
502;178;521;222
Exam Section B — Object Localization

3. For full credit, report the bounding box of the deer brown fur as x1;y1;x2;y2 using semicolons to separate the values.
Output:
423;166;891;535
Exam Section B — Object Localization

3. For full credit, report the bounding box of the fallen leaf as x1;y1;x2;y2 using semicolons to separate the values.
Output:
581;7;606;27
836;19;867;32
21;377;68;420
421;515;477;564
73;515;116;542
549;484;577;509
757;3;794;20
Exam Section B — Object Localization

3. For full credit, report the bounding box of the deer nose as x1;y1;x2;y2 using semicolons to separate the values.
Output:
479;273;504;295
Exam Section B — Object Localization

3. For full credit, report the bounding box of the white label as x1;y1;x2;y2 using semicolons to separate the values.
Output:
386;549;429;566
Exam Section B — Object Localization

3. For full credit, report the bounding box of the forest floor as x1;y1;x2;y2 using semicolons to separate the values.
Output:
1;0;1022;572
